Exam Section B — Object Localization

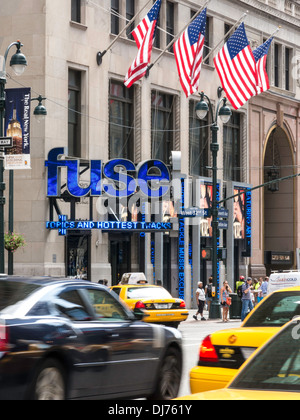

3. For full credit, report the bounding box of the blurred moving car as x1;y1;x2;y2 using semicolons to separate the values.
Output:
179;316;300;400
190;286;300;393
111;275;188;329
0;276;183;400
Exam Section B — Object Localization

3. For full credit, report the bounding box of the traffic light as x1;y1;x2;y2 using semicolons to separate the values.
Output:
201;248;227;260
201;248;212;260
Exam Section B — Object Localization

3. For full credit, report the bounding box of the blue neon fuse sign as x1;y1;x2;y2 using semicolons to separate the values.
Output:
45;148;170;199
46;215;172;236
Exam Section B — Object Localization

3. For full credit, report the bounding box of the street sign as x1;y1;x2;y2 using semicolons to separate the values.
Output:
218;248;227;260
218;208;229;218
0;137;13;148
218;220;228;230
180;207;210;218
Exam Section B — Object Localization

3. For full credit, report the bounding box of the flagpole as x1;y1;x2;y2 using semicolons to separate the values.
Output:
266;25;281;41
203;11;248;63
96;0;153;65
147;0;211;75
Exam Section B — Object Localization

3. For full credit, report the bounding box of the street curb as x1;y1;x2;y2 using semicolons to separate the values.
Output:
185;309;241;323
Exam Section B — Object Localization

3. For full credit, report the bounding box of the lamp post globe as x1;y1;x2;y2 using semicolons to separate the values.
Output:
33;96;47;123
195;99;209;120
219;99;232;124
9;45;27;76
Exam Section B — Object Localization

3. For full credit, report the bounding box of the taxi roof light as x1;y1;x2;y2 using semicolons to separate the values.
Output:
120;272;148;285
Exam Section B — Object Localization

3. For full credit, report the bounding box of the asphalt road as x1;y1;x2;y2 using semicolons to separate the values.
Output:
177;309;242;397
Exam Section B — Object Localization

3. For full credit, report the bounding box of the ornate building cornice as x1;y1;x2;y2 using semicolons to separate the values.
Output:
233;0;300;28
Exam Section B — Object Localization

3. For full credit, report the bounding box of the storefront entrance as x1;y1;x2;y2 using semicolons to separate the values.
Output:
264;125;295;273
110;234;131;285
66;231;91;280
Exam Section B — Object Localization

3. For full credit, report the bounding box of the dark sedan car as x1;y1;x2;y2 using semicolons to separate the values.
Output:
0;276;183;400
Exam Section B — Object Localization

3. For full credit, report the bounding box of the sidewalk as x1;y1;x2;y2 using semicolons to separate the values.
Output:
186;308;241;323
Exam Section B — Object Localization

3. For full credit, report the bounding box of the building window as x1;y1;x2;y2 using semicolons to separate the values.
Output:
126;0;135;40
71;0;81;23
203;16;211;65
151;91;174;162
109;80;134;161
223;112;241;182
68;69;82;157
274;43;282;88
271;43;293;92
189;101;209;177
224;23;233;43
153;0;161;49
285;47;292;91
111;0;120;35
166;1;175;52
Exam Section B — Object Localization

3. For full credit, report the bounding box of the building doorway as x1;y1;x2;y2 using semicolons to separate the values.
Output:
263;125;295;273
66;231;91;280
109;234;131;285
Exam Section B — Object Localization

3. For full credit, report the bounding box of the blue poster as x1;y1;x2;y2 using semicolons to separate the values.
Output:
4;87;31;170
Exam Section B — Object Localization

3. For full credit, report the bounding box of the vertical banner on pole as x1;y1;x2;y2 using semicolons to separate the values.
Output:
4;87;31;170
216;182;220;300
178;178;185;300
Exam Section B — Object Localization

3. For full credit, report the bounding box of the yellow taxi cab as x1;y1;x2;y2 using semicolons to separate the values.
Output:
190;286;300;393
179;316;300;400
111;273;189;328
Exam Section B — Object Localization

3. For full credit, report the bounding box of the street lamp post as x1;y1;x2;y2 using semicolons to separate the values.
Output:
0;41;27;273
196;91;232;319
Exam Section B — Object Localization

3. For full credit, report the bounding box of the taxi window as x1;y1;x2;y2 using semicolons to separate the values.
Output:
230;321;300;391
111;287;121;296
84;289;128;321
127;286;172;300
244;291;300;327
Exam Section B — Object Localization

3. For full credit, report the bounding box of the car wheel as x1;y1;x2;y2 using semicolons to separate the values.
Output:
31;359;66;400
149;347;182;400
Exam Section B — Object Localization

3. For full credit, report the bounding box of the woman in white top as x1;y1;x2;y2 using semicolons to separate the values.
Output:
193;282;206;321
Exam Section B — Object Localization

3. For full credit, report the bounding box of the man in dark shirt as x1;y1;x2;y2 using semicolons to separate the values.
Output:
241;277;253;321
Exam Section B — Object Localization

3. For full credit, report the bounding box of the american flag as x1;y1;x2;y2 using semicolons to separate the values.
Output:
124;0;162;88
253;37;273;95
214;23;257;110
174;8;207;97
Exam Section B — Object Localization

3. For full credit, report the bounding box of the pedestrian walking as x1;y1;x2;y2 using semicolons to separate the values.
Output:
257;277;263;304
252;278;259;306
241;277;254;321
220;281;232;322
193;282;206;321
236;275;245;293
205;276;214;313
260;276;269;298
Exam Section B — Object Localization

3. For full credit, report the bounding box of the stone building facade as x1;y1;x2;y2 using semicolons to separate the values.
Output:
0;0;299;307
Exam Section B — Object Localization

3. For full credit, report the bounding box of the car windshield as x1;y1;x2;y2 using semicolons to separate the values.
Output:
230;319;300;392
243;291;300;327
0;280;41;313
127;287;172;300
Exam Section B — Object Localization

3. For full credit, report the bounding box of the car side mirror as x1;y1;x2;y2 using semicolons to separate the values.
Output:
133;308;148;321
